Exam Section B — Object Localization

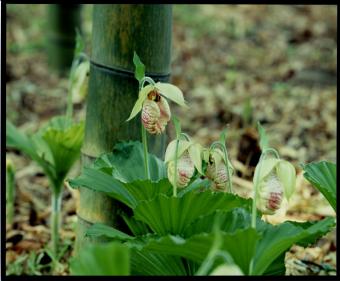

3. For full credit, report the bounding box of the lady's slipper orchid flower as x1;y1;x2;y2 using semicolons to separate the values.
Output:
141;91;171;134
167;151;195;188
254;158;296;214
127;82;188;134
205;148;234;192
165;139;203;188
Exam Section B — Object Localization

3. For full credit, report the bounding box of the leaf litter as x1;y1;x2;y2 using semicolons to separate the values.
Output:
6;4;336;275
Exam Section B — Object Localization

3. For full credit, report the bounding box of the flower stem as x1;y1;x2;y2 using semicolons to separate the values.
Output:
51;189;62;259
180;132;191;141
141;125;150;180
249;147;280;275
141;76;155;88
173;139;179;197
6;160;15;225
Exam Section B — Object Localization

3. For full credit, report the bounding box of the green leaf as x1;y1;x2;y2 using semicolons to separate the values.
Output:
6;120;37;159
126;84;154;121
7;117;83;191
121;213;151;236
94;141;167;182
70;241;130;275
39;116;84;188
183;208;255;238
73;28;85;58
69;167;172;209
177;178;210;197
302;161;336;211
253;216;336;275
242;97;253;126
134;191;252;235
130;250;188;276
68;167;136;208
127;228;260;275
6;120;55;181
262;252;286;275
155;82;188;107
86;223;135;241
133;51;145;83
257;121;269;151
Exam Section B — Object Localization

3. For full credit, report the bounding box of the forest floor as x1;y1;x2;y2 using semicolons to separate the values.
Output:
5;4;337;276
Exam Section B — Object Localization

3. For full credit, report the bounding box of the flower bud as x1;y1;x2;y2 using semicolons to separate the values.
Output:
254;158;296;215
206;149;231;192
256;172;283;214
167;151;195;188
141;91;171;134
210;264;244;276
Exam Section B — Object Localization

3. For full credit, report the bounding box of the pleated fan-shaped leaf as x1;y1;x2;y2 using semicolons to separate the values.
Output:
69;167;172;209
183;208;256;238
6;120;55;180
130;250;188;276
301;161;336;211
7;117;84;190
126;227;260;275
85;223;135;241
70;241;130;275
253;216;336;275
39;116;84;185
93;141;166;182
134;191;252;235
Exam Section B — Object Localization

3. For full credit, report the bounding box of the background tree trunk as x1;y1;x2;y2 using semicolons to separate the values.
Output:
75;4;172;253
46;4;82;74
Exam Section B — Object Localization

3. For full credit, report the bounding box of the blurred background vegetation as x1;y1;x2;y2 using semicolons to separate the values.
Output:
6;4;336;275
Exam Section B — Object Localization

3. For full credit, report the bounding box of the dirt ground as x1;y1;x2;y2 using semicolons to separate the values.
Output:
5;4;336;275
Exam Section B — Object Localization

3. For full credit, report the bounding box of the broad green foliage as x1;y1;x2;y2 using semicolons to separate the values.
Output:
125;227;260;275
70;242;130;276
302;161;336;211
253;216;335;275
6;116;84;191
70;141;336;276
183;208;255;237
85;224;135;241
69;169;172;209
134;192;252;235
93;141;167;182
130;250;188;276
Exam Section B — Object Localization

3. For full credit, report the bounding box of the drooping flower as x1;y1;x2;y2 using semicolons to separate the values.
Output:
205;148;233;192
254;158;296;215
165;139;203;189
167;150;195;188
141;90;171;134
127;82;187;134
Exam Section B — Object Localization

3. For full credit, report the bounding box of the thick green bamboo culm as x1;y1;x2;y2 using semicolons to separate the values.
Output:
46;4;82;74
75;4;172;253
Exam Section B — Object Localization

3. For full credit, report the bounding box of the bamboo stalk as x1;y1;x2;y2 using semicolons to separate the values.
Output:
47;4;82;74
75;4;172;253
